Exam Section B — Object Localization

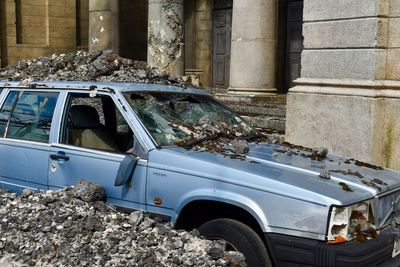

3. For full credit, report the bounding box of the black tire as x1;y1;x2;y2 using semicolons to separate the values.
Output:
198;218;272;267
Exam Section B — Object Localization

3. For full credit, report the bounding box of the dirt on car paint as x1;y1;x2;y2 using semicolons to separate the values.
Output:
354;160;384;171
339;182;353;192
329;169;364;179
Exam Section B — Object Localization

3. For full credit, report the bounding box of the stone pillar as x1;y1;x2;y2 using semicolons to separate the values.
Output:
147;0;184;76
0;0;7;67
88;0;119;52
286;0;400;170
194;0;213;86
228;0;277;95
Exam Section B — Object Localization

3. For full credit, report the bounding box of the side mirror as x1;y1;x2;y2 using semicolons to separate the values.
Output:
126;134;148;160
114;154;138;186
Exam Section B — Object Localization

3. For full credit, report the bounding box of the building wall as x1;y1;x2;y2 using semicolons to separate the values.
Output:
119;0;148;61
0;0;6;67
387;0;400;80
2;0;88;65
285;0;400;170
193;0;213;86
184;0;196;69
15;0;48;45
0;1;2;67
77;0;89;47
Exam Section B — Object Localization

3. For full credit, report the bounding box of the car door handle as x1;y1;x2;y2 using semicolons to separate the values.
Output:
50;151;70;161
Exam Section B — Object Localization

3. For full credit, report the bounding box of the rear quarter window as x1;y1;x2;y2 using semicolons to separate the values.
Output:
0;91;59;143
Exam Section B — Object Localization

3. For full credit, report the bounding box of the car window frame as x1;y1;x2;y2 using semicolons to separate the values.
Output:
58;90;147;157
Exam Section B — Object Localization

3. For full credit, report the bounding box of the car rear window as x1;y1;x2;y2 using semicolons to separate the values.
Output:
0;91;59;143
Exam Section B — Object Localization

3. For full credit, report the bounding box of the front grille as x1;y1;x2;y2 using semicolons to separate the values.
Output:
375;188;400;228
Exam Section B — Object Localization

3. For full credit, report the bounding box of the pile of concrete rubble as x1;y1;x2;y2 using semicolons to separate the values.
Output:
0;180;246;267
0;50;197;87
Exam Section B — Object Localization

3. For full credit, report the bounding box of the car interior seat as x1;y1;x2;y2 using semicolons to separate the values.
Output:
69;105;120;152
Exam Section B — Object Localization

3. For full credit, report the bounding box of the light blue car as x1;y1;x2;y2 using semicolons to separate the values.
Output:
1;81;400;267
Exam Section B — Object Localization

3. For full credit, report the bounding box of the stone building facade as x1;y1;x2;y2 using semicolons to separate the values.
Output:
1;0;399;170
285;0;400;170
0;0;303;94
0;0;89;66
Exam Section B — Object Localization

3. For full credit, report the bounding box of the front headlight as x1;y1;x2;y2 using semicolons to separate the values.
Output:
327;200;378;243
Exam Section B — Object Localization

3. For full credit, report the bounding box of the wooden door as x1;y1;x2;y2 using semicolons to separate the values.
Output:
285;1;303;91
212;1;232;88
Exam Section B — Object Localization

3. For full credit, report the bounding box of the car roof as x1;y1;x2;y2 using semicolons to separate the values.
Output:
0;80;210;95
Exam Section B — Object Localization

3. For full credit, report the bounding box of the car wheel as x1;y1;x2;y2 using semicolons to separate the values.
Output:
198;218;272;267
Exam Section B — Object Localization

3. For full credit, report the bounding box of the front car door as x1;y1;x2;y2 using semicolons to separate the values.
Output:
48;91;147;210
0;89;60;191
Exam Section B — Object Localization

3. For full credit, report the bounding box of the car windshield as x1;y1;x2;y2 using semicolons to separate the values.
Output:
123;92;254;147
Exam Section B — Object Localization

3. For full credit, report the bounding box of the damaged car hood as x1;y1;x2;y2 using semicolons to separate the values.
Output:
247;143;400;196
152;142;400;206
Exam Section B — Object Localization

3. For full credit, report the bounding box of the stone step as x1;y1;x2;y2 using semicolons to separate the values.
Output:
241;115;286;133
226;103;286;117
207;89;287;132
215;93;286;105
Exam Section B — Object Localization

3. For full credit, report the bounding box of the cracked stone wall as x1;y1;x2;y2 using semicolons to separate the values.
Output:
148;0;184;76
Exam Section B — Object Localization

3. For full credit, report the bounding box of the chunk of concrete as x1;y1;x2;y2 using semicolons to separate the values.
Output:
71;179;106;202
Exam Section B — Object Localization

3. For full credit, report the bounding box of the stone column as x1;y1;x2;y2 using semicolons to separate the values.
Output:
147;0;184;76
194;0;213;86
286;0;400;170
88;0;119;52
228;0;277;95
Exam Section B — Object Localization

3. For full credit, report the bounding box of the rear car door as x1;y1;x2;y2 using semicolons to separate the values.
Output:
48;91;147;210
0;89;59;191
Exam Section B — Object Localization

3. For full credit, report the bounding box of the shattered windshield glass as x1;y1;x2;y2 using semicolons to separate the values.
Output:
123;92;254;147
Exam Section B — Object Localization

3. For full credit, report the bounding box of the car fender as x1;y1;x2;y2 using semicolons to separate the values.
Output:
174;188;270;232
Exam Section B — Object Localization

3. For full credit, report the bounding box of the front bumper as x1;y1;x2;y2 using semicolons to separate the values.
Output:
264;226;400;267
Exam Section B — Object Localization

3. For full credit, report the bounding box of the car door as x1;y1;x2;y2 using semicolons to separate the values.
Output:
0;89;60;191
48;91;147;210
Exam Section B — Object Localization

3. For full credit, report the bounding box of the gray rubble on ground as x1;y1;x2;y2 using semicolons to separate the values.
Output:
0;50;197;87
0;180;246;267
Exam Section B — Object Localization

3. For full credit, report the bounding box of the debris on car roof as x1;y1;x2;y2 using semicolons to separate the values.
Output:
0;50;198;88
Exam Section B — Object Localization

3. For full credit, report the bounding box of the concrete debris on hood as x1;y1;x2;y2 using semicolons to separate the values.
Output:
175;120;280;159
0;50;197;87
273;143;329;161
0;181;246;267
